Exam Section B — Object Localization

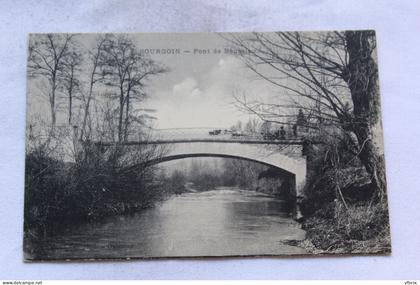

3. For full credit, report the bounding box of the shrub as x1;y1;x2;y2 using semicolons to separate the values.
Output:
24;141;172;238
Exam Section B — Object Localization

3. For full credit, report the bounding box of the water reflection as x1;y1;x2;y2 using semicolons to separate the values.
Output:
28;189;306;260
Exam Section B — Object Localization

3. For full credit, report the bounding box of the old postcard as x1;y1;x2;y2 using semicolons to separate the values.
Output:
24;31;390;261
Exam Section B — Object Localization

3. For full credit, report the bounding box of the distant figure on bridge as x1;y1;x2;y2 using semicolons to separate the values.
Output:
280;126;286;140
209;129;221;135
293;124;298;137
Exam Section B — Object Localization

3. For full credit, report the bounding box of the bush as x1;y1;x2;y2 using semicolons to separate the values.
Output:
24;145;74;234
24;141;172;239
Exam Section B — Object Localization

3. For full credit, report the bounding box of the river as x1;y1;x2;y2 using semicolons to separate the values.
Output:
29;189;307;260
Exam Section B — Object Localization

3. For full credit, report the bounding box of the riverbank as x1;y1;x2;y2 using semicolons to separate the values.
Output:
293;201;391;255
24;142;179;244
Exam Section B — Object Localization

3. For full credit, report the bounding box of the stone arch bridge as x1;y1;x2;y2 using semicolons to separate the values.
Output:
95;128;308;219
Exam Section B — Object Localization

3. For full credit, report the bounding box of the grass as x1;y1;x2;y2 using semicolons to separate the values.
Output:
301;200;391;254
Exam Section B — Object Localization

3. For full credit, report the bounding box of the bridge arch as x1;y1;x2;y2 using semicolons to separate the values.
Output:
141;142;307;199
92;129;307;219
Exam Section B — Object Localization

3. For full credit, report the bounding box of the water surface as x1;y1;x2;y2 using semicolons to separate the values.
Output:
28;189;306;259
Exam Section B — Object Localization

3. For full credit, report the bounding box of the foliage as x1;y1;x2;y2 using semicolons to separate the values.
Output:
220;159;267;189
182;158;269;191
24;140;171;239
163;170;188;194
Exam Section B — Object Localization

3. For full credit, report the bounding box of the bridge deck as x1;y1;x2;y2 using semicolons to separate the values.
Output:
95;138;303;146
94;128;305;146
117;139;303;145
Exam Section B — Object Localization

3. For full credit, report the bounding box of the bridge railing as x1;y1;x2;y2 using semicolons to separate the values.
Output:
138;127;303;144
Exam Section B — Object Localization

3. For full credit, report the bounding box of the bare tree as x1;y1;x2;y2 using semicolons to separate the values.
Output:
79;36;107;140
226;31;386;199
28;34;75;130
122;57;167;141
344;31;386;199
244;117;261;134
100;35;167;142
61;47;82;125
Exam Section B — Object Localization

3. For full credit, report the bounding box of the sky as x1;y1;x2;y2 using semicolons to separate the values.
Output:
134;33;279;129
26;33;290;130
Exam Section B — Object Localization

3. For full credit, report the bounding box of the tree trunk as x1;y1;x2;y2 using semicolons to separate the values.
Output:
68;94;72;125
50;97;56;130
50;88;56;134
123;87;131;141
117;84;125;143
80;40;104;141
68;68;74;125
344;30;387;200
50;74;57;131
80;83;93;140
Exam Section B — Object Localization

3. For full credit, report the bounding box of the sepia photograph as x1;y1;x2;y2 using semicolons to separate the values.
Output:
24;31;391;261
